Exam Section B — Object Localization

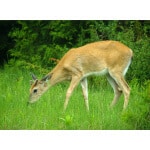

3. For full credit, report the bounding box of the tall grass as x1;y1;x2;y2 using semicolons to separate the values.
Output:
0;67;147;129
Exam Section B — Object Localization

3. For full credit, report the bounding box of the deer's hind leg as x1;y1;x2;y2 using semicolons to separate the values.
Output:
108;71;130;110
106;73;122;108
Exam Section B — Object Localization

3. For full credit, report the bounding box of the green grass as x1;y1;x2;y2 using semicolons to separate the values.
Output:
0;67;148;130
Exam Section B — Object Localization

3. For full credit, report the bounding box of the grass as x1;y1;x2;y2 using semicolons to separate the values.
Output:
0;67;148;130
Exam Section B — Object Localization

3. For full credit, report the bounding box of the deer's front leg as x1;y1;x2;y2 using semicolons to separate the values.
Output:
64;76;81;111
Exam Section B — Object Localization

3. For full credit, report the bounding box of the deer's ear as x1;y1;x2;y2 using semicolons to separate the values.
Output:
31;73;37;80
41;73;53;81
30;79;38;87
34;79;38;86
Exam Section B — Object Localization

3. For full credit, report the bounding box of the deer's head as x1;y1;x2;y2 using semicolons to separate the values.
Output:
28;73;51;104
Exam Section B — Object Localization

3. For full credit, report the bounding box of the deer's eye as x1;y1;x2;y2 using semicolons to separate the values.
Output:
33;89;38;93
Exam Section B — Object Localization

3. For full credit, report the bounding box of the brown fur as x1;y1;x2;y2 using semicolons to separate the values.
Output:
29;40;133;111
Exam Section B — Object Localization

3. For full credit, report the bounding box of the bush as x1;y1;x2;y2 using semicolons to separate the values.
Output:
8;20;150;83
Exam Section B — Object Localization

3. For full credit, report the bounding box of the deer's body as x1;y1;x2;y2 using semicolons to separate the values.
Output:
29;40;133;111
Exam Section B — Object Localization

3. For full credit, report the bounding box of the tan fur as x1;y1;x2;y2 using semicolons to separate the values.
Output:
29;40;133;111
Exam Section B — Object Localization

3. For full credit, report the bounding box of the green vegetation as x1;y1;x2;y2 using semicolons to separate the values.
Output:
7;20;150;83
0;67;149;129
0;20;150;129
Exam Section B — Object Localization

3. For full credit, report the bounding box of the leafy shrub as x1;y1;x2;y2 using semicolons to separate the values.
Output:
8;20;150;83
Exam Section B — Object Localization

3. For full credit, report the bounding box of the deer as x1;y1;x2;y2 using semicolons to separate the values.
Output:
28;40;133;111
